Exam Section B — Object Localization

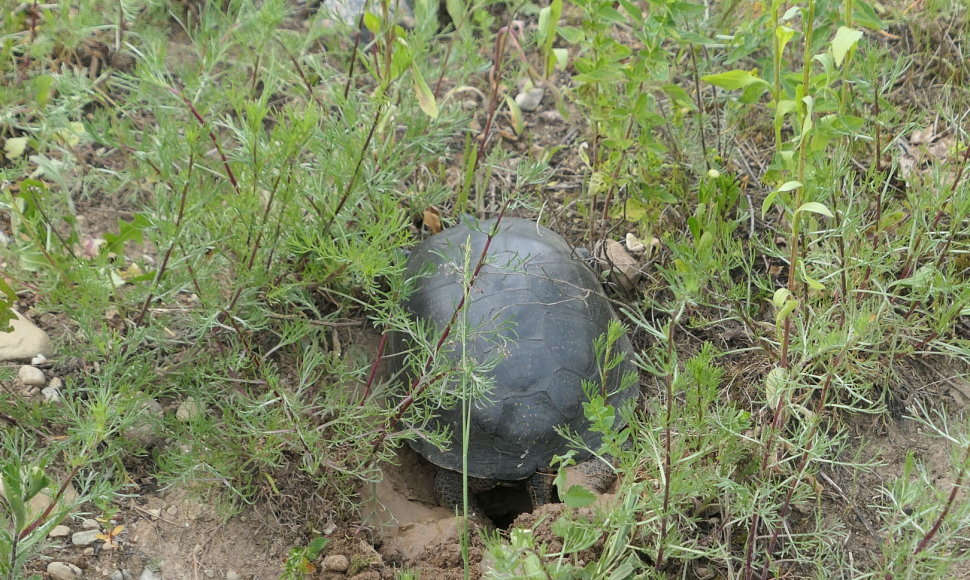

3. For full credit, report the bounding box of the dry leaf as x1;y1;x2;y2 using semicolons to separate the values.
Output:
422;207;442;234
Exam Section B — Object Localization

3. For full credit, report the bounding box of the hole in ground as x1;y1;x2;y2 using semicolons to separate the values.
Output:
476;483;540;529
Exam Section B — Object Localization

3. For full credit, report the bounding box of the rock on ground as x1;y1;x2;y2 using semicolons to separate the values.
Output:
0;312;52;361
46;562;82;580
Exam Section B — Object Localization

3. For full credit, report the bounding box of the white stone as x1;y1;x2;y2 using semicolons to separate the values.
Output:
323;554;350;572
42;386;62;403
18;365;46;387
515;87;545;112
176;397;204;422
139;568;162;580
625;233;646;254
603;239;641;290
71;529;101;546
31;353;48;365
81;518;100;529
49;524;71;538
46;561;82;579
0;312;52;361
49;376;64;389
538;109;563;123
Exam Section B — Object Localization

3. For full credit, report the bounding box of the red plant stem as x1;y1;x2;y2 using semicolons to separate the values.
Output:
477;23;518;163
760;353;844;579
912;441;970;555
359;332;388;405
169;88;239;191
320;104;382;235
19;464;82;540
133;154;195;328
654;306;681;571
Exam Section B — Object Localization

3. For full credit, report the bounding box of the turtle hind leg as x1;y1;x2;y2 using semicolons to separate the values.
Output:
526;458;617;510
573;456;617;493
526;471;556;510
433;469;490;518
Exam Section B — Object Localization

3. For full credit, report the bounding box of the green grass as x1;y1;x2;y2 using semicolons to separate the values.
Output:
2;0;969;578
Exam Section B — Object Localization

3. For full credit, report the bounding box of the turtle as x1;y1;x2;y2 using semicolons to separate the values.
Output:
392;217;639;515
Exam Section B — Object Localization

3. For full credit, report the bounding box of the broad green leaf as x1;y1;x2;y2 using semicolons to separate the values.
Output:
703;70;767;91
775;25;796;56
781;6;801;20
503;94;523;134
446;0;464;25
553;48;569;71
662;83;697;110
853;1;884;30
794;201;833;218
362;11;380;35
623;197;650;221
774;99;796;144
772;288;792;310
765;367;789;409
761;190;780;218
411;64;438;119
775;293;798;326
762;181;800;217
798;259;825;291
561;484;597;508
574;64;625;83
557;26;584;43
832;26;863;67
739;81;770;104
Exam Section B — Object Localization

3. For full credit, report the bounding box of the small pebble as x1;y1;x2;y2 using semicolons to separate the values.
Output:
46;561;82;580
226;571;242;580
49;525;71;538
145;508;161;519
538;110;563;123
48;376;64;389
515;87;545;112
110;570;133;580
31;353;48;366
42;386;62;403
139;569;162;580
176;397;204;422
81;518;100;530
323;554;350;573
625;233;646;254
18;365;46;387
71;529;101;546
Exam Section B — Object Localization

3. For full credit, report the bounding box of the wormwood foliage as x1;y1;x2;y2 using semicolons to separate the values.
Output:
1;0;968;578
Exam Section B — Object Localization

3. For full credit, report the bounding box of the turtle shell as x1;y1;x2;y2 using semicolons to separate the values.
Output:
396;217;638;480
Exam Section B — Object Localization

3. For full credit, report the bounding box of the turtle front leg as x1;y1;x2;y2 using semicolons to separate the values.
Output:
433;469;489;518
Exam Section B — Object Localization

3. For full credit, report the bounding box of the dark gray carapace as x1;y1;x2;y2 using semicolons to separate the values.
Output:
392;217;639;488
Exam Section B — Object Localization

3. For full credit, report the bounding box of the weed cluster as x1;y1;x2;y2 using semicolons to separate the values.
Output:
1;0;968;578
